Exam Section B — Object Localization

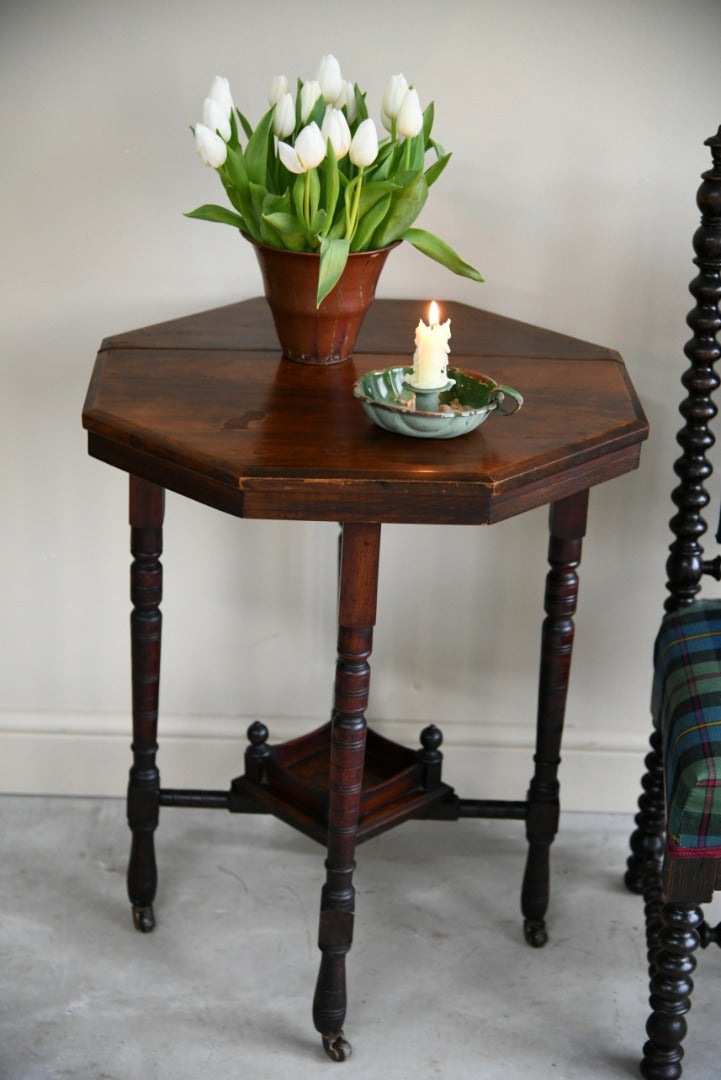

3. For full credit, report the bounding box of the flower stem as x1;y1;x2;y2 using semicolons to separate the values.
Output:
303;171;311;233
348;166;364;242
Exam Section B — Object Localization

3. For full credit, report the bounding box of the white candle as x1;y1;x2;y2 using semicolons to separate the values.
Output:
410;301;451;388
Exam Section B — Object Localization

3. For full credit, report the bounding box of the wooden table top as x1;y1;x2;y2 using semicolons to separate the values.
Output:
83;298;648;524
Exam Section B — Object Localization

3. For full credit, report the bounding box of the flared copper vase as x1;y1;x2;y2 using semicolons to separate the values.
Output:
252;240;397;364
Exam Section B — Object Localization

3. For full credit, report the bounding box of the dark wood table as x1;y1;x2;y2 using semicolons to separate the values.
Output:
83;297;648;1061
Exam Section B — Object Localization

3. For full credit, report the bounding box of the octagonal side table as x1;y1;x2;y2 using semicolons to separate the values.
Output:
83;297;648;1060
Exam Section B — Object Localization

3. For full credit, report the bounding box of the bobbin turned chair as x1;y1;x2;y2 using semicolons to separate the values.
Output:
625;126;721;1080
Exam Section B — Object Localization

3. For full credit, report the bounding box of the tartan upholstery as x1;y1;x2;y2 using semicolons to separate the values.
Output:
654;599;721;855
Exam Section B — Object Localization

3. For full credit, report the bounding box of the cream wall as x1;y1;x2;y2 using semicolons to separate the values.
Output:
3;0;721;811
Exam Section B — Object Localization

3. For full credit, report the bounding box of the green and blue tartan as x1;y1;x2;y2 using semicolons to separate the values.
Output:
654;599;721;856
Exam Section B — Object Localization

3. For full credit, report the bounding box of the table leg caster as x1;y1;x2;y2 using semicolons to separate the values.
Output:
321;1032;352;1062
524;918;548;948
132;904;155;933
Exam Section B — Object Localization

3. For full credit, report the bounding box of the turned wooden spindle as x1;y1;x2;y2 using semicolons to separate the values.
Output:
313;522;381;1062
625;729;666;895
667;127;721;608
641;903;703;1080
626;129;721;899
127;476;165;933
522;491;587;948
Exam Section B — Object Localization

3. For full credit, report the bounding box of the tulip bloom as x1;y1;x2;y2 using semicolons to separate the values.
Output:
195;123;227;168
202;96;231;142
381;73;409;130
268;74;289;106
300;80;321;122
349;118;379;167
317;54;343;104
321;106;351;160
273;91;295;139
396;88;423;138
277;121;326;174
208;75;233;119
335;80;357;123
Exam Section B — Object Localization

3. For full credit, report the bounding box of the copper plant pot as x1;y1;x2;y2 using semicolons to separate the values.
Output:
251;239;397;364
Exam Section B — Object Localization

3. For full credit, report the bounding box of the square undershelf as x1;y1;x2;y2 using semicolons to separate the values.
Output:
237;722;455;845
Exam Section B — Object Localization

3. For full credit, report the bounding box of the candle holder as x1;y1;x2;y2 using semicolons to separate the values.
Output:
403;375;456;415
354;366;523;439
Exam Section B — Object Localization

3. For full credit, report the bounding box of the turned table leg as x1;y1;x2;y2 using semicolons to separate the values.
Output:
127;476;164;933
313;521;381;1062
522;490;588;947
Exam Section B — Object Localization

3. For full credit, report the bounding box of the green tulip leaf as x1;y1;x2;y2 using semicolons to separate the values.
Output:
249;181;278;244
357;179;398;216
222;143;249;191
236;109;253;140
372;172;428;247
184;204;246;229
308;167;321;223
245;107;274;186
350;193;392;251
402;226;484;281
408;132;425;174
422;102;434;145
263;212;308;249
317;236;351;306
321;145;340;235
425;151;451;188
353;85;368;125
292;173;305;227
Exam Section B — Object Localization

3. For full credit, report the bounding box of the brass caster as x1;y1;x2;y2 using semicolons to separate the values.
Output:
132;904;155;933
523;918;548;948
321;1032;352;1062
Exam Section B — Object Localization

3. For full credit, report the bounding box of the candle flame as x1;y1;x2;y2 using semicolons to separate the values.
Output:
428;301;440;326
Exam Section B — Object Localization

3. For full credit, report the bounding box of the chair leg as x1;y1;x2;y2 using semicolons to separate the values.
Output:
126;477;164;933
641;855;666;978
312;522;381;1062
626;728;666;895
641;901;703;1080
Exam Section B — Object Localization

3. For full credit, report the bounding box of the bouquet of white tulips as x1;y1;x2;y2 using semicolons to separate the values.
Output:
188;55;483;306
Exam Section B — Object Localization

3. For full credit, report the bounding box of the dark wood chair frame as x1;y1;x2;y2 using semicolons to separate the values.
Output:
625;126;721;1080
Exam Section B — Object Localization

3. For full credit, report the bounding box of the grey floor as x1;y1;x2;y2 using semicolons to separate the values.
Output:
1;798;719;1080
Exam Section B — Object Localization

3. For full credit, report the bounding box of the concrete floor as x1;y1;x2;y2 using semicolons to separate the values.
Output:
1;797;719;1080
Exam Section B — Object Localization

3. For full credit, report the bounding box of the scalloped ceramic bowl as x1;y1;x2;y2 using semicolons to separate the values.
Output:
353;365;523;439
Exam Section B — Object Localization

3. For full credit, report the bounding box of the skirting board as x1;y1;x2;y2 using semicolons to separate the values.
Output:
0;712;649;813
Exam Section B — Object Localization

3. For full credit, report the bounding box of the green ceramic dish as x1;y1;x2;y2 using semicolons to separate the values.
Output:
353;366;523;439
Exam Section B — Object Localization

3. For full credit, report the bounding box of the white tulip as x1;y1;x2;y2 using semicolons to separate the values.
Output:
277;121;326;174
335;79;357;123
321;106;351;160
317;53;343;104
268;74;289;106
300;79;321;122
349;118;379;167
382;74;409;122
202;96;231;142
195;123;227;168
273;91;295;138
208;75;233;119
396;88;423;138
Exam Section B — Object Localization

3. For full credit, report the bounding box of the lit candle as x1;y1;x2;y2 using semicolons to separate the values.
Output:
409;301;452;388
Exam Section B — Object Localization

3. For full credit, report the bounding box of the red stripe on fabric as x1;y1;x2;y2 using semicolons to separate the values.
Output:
667;835;721;859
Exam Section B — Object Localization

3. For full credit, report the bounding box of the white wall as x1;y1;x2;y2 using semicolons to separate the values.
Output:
3;0;721;811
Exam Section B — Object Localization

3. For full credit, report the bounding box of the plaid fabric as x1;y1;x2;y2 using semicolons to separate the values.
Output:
654;599;721;855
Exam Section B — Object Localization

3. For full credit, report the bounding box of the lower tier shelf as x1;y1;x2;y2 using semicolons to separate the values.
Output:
233;721;457;845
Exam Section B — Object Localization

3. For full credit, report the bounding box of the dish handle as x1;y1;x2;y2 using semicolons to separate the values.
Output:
491;385;524;416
